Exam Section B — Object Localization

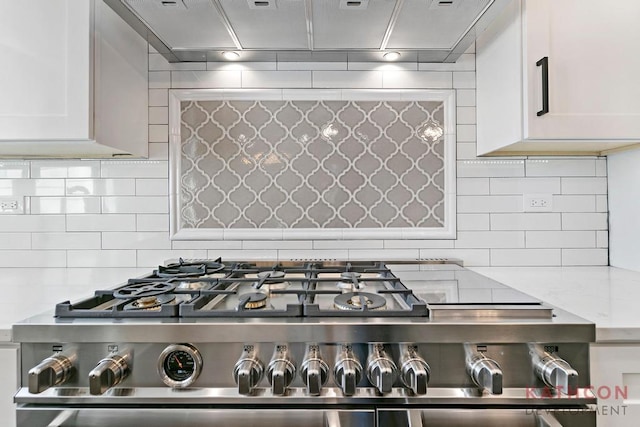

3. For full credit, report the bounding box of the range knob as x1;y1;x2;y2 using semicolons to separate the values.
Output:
300;345;329;396
530;345;578;395
233;345;264;395
466;352;503;395
366;344;398;394
88;349;131;395
28;350;76;394
398;345;430;395
334;345;363;396
267;345;296;396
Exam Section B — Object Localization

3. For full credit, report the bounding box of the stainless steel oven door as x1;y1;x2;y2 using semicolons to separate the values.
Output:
378;408;596;427
17;407;375;427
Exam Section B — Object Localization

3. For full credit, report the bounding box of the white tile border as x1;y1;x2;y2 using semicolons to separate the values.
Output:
168;89;457;241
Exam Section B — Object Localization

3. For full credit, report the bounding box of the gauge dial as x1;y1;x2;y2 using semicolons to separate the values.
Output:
158;344;202;388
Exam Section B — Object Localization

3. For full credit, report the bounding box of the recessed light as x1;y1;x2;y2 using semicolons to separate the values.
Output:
383;51;401;61
222;51;240;61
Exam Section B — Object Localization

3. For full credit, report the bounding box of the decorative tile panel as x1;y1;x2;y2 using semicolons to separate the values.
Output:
169;90;456;240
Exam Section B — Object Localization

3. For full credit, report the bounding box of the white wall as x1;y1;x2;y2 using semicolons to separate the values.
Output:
608;147;640;271
0;44;608;268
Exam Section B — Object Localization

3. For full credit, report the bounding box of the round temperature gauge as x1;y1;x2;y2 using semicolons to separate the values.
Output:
158;344;203;388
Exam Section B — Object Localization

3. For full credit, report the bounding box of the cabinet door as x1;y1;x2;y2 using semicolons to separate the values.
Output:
524;0;640;140
0;0;91;141
591;345;640;427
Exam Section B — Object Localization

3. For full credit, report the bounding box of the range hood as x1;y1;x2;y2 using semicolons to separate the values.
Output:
104;0;510;63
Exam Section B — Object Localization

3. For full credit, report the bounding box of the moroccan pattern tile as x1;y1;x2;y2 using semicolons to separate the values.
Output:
179;100;447;230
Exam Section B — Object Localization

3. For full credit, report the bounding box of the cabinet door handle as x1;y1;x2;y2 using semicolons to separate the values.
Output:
536;56;549;116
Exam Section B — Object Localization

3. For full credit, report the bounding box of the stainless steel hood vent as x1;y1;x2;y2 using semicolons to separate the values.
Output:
104;0;510;63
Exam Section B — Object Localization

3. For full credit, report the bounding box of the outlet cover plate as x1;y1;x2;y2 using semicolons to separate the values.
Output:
0;197;25;214
523;194;553;212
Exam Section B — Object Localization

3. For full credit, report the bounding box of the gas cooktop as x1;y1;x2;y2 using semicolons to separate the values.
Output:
54;258;542;319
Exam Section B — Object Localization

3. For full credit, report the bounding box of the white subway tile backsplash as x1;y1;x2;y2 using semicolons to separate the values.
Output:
279;249;349;261
382;71;452;89
0;161;30;178
148;125;169;143
138;250;208;267
0;233;30;249
101;161;168;179
67;250;136;267
452;71;475;88
313;240;382;249
419;249;490;266
561;248;608;266
102;232;170;249
30;197;101;214
205;249;277;261
458;195;523;213
456;125;476;142
66;179;135;196
32;232;101;250
242;71;312;88
135;179;168;196
102;196;168;214
171;240;242;250
149;107;169;125
561;177;608;195
0;215;65;232
526;159;596;177
149;54;206;71
456;89;476;107
561;213;608;230
244;240;313;250
349;62;417;71
279;62;346;71
136;214;169;232
491;249;561;266
597;231;609;248
349;249;419;260
596;158;607;176
148;89;169;107
455;231;524;248
171;71;241;88
419;54;475;72
0;179;65;196
491;213;561;231
552;195;596;212
149;71;171;89
67;214;136;232
31;161;100;178
596;195;608;212
456;142;477;160
148;143;169;160
0;250;66;267
312;71;382;88
456;107;476;125
526;231;595;248
457;178;489;195
457;160;524;178
490;177;560;195
457;214;490;231
207;62;277;71
383;239;455;249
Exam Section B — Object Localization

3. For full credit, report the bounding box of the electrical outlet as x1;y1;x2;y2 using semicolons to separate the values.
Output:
0;197;25;214
523;194;553;212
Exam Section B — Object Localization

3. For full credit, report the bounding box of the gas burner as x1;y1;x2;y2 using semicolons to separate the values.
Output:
124;294;176;310
156;258;225;278
237;293;268;310
175;281;210;291
334;292;386;311
338;272;363;290
113;282;176;299
255;270;289;291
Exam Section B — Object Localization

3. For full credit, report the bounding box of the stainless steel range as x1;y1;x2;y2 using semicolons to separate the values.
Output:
13;259;596;426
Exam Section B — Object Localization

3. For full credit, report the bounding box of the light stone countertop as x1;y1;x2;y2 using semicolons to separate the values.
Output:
2;266;640;343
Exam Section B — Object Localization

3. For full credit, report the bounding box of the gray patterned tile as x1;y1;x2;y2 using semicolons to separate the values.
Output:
179;99;448;230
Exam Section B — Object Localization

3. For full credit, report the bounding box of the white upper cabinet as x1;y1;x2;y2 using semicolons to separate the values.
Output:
0;0;148;158
476;0;640;156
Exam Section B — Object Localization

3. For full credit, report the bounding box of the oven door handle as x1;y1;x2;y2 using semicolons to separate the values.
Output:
46;410;78;427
